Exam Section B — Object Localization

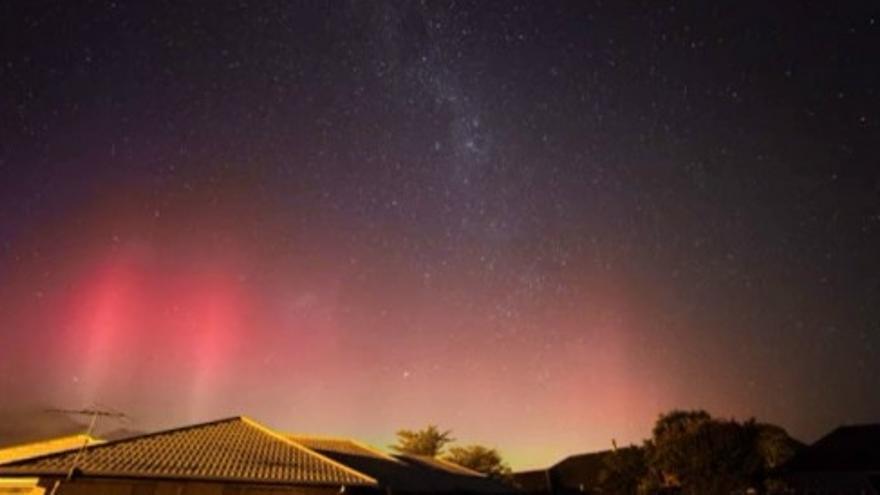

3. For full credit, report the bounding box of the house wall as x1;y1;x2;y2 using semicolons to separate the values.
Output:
35;477;369;495
511;470;551;495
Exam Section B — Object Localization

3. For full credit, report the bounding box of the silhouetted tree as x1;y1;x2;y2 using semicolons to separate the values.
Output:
755;423;803;494
444;444;512;479
643;410;801;495
755;423;801;470
390;425;454;456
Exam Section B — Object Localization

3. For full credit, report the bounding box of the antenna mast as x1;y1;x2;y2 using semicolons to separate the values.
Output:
44;407;127;495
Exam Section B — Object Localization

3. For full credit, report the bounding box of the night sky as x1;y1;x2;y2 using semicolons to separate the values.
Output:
1;1;879;469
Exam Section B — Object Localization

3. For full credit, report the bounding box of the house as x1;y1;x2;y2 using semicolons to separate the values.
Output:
512;451;611;495
510;469;551;495
549;451;612;494
782;423;880;495
288;434;514;494
0;416;378;495
0;417;516;495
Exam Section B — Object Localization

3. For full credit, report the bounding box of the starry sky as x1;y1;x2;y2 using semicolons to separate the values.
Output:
1;1;879;469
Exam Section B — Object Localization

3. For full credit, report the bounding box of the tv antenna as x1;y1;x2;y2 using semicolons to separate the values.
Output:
43;406;128;495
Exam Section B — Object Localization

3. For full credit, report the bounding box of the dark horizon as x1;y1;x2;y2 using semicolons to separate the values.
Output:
1;1;878;469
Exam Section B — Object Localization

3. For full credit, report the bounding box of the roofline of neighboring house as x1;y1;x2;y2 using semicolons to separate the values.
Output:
512;469;549;475
284;434;488;478
286;432;402;463
396;453;488;477
551;449;613;469
828;422;880;429
237;417;378;485
817;423;880;439
432;455;487;477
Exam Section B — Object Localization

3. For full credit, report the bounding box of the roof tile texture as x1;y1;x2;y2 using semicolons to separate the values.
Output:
0;417;374;486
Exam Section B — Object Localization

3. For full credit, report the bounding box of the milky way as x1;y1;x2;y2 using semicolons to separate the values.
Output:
1;2;879;468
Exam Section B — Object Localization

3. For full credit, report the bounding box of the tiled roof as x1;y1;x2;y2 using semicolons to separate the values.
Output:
0;417;376;486
289;437;513;494
289;435;398;461
396;454;486;477
0;434;103;464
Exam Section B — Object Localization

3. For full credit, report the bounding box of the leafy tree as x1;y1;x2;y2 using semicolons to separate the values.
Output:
643;410;712;493
444;444;512;479
755;423;801;470
390;425;454;456
647;411;757;494
755;423;803;494
644;410;801;495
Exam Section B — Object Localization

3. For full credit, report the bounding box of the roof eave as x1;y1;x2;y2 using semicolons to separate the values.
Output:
0;469;376;487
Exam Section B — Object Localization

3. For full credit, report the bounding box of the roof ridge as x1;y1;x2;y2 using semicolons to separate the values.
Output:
348;438;401;462
286;432;351;441
241;417;378;485
810;423;880;447
286;433;401;463
430;455;487;477
828;422;880;431
553;449;613;467
398;453;487;477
